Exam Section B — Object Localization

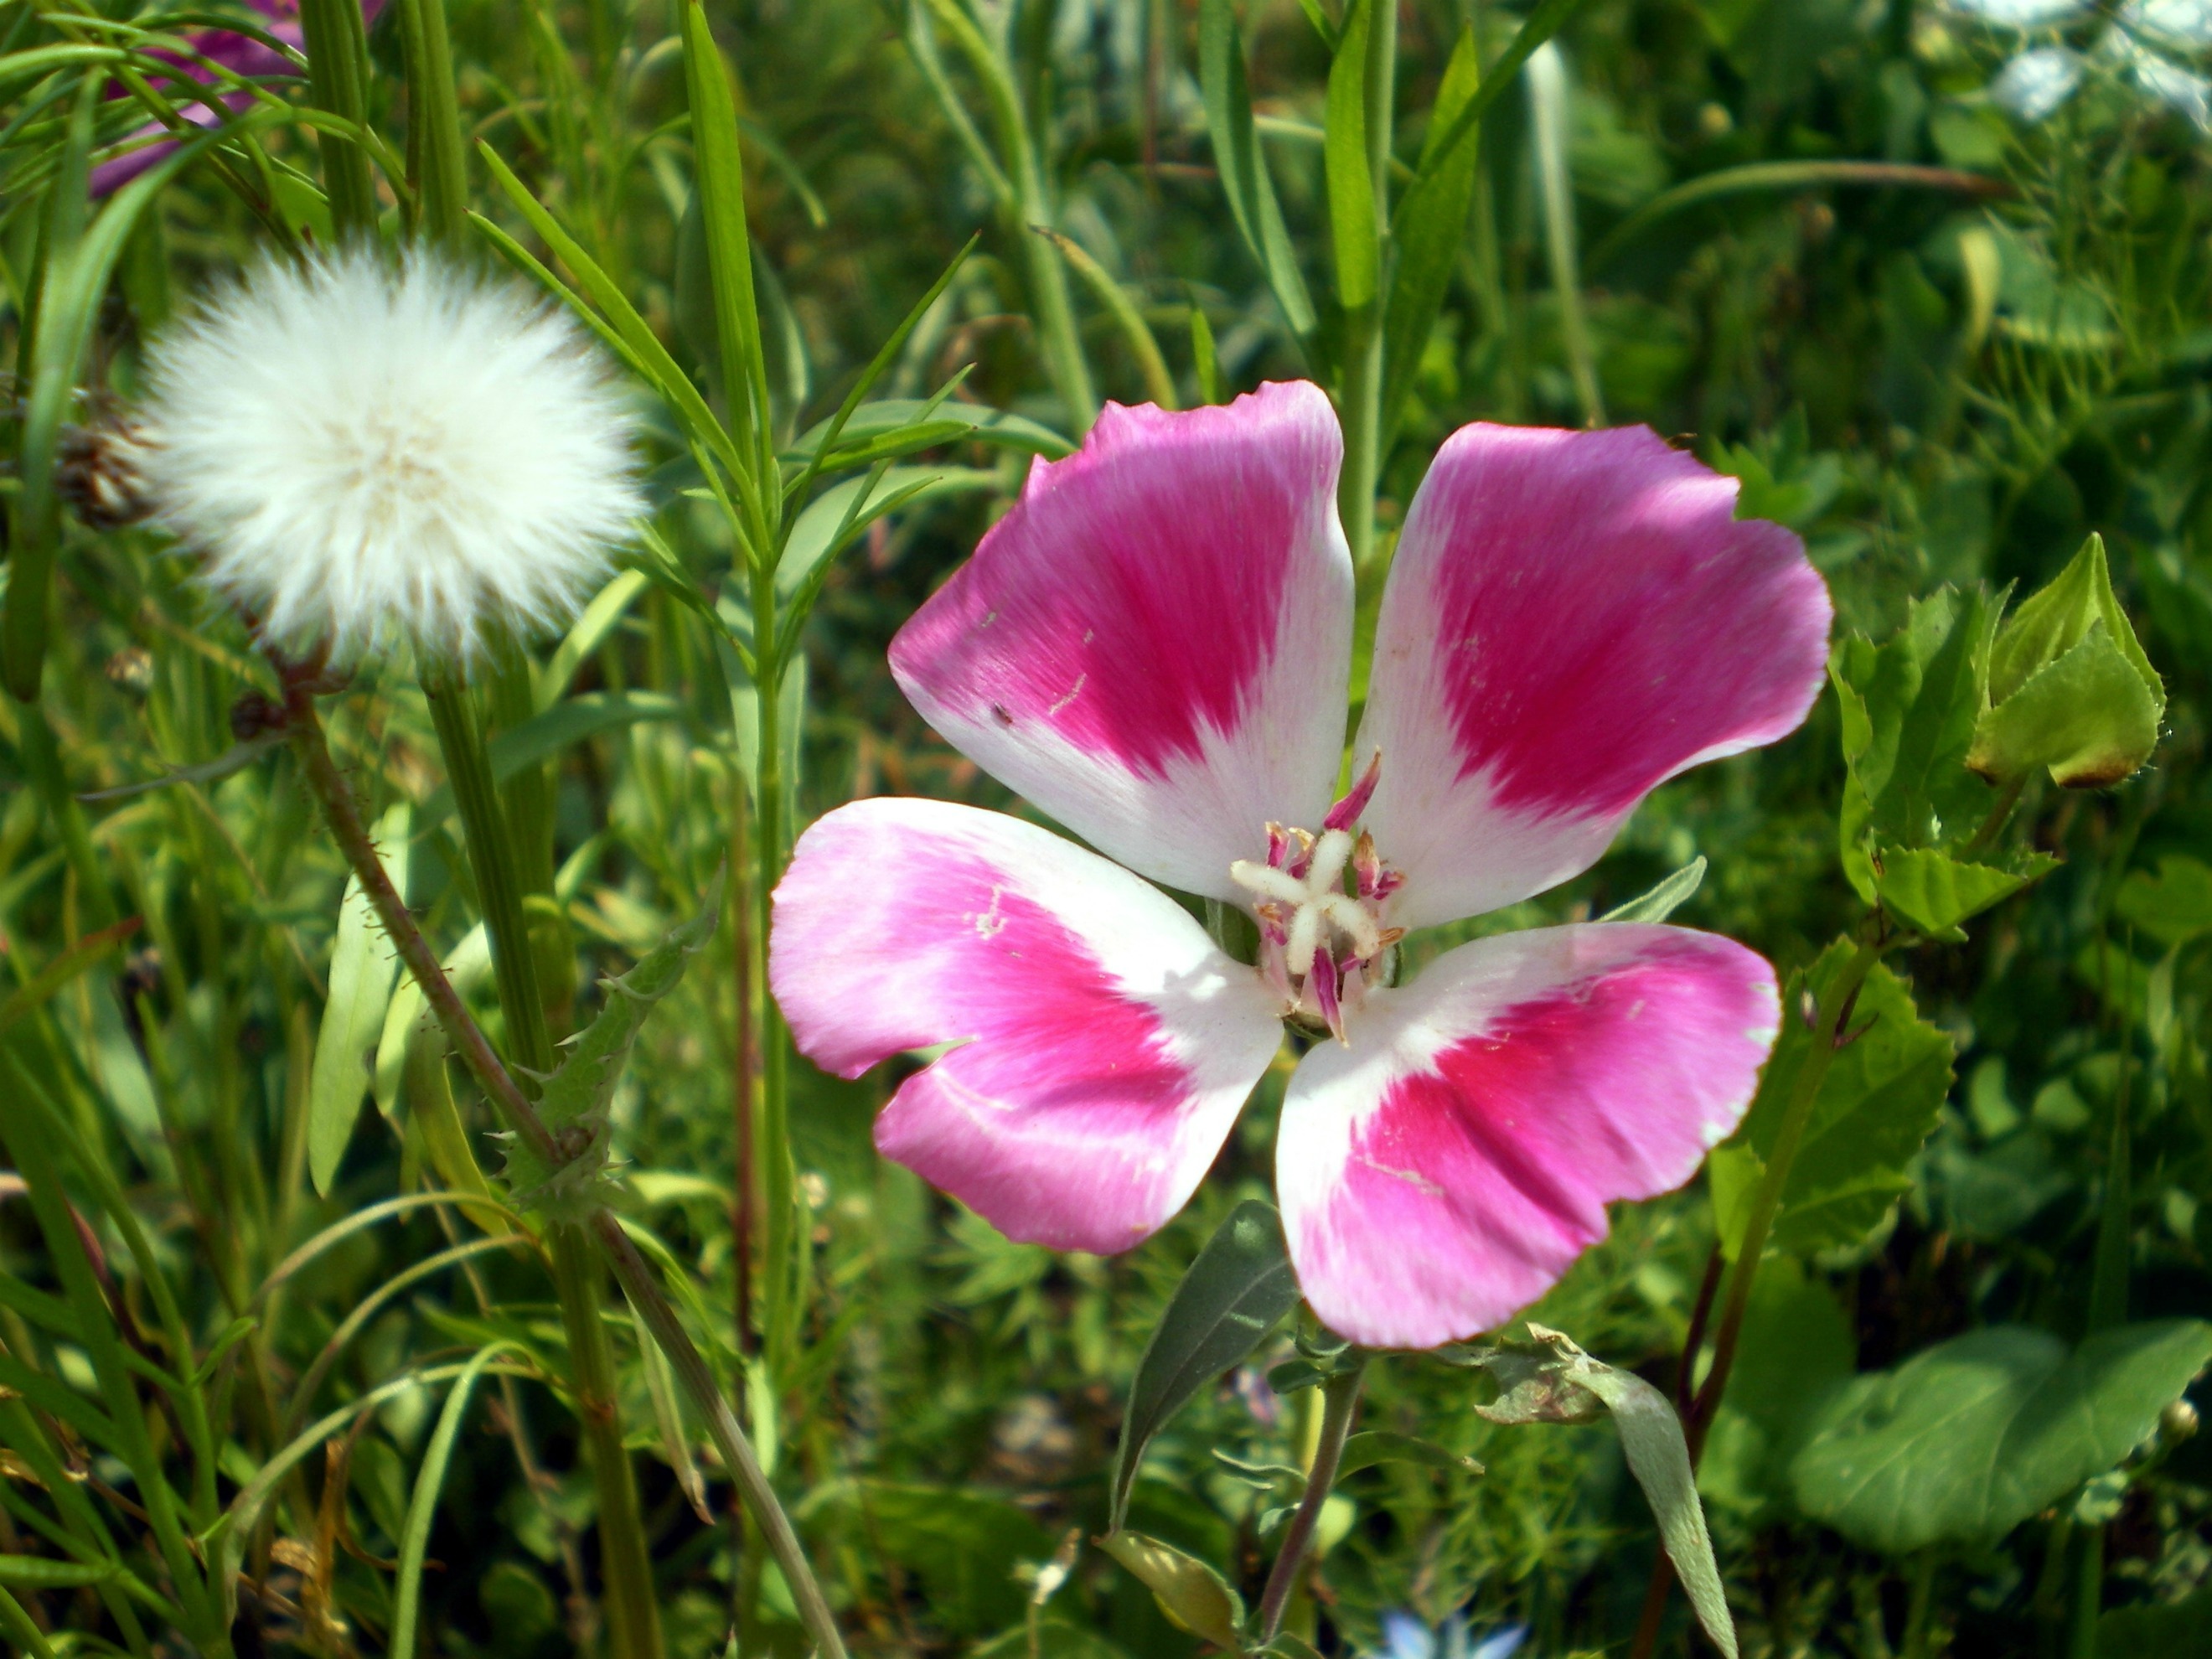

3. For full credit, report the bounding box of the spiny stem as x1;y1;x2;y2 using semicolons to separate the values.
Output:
1258;1354;1368;1641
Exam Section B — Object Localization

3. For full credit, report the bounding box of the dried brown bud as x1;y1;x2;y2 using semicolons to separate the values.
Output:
56;417;153;530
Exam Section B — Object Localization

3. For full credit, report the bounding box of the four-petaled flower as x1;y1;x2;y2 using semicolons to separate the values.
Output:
769;383;1832;1349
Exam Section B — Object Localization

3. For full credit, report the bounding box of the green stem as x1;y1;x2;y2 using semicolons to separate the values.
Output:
395;0;468;244
1257;1355;1368;1642
297;0;378;235
1901;1552;1940;1659
1963;772;2030;856
2067;1522;2103;1659
750;565;799;1372
1336;0;1394;572
1688;936;1886;1459
418;672;664;1659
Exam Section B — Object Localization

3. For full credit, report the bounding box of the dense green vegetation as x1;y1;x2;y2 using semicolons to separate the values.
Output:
3;1;2211;1656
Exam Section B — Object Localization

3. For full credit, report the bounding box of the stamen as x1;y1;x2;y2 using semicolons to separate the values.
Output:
1322;750;1382;832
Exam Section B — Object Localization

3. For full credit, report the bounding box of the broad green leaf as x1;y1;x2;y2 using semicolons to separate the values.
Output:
1872;845;2052;941
1198;0;1318;350
1724;939;1953;1256
1698;1259;1856;1519
1790;1320;2212;1553
1111;1201;1299;1532
1096;1531;1245;1651
1969;621;2164;790
1380;27;1483;442
499;876;721;1215
1830;587;2000;904
2113;855;2212;948
1323;0;1378;313
1600;856;1707;923
308;804;410;1196
1472;1327;1737;1659
2099;1586;2212;1657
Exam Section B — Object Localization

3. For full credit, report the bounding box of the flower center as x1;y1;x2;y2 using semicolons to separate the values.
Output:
1227;753;1403;1044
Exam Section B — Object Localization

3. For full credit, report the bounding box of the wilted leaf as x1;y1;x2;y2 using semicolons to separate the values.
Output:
1790;1320;2212;1552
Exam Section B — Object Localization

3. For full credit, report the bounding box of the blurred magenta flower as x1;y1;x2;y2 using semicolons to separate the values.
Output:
91;0;383;194
770;382;1831;1349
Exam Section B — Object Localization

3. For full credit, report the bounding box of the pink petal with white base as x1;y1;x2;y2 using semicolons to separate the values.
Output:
1357;425;1832;929
770;798;1283;1253
1276;923;1778;1349
890;382;1352;902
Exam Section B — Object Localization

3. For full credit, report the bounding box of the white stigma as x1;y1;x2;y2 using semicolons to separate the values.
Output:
1228;811;1402;1042
138;245;643;662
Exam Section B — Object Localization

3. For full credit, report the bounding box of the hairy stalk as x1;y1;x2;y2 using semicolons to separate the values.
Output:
1258;1356;1368;1641
593;1210;850;1659
1336;0;1395;571
418;668;662;1659
1633;935;1885;1659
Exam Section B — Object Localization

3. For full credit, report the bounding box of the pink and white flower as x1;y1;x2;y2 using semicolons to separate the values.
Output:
770;382;1832;1349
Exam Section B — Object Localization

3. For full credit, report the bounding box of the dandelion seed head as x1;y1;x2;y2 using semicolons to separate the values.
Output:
140;245;643;661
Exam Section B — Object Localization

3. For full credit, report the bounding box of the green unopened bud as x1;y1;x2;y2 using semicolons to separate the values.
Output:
1967;535;2164;788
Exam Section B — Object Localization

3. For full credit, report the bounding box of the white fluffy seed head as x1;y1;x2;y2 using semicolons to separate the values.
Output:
139;245;643;661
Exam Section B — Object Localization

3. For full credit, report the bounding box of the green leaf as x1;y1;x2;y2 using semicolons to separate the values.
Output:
1871;845;2052;941
391;1346;513;1659
1600;856;1707;923
1096;1531;1246;1651
680;0;773;471
1988;534;2158;706
1698;1259;1856;1519
1970;623;2164;790
1034;228;1179;409
1336;1430;1484;1480
776;467;1000;597
499;876;721;1216
1110;1201;1299;1532
1724;939;1954;1256
2099;1586;2212;1657
1380;27;1483;442
1471;1327;1737;1659
1198;0;1318;351
1399;0;1593;211
1790;1320;2212;1553
308;804;410;1196
787;398;1072;463
1830;587;2001;904
1323;0;1378;313
2113;855;2212;949
0;1557;116;1589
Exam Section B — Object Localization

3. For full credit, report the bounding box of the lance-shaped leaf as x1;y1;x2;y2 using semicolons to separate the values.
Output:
1110;1201;1299;1532
1097;1532;1245;1652
1199;0;1318;354
1790;1320;2212;1553
1323;0;1378;313
1380;28;1482;443
1472;1326;1737;1659
500;874;723;1216
308;804;411;1195
1600;856;1707;923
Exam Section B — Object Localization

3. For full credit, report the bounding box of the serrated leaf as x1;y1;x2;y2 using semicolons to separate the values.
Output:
1725;939;1953;1256
1872;845;2052;940
1111;1201;1298;1531
1097;1531;1245;1651
1470;1328;1736;1658
1830;587;2001;903
500;876;722;1215
308;804;411;1195
1791;1320;2212;1553
1600;856;1707;923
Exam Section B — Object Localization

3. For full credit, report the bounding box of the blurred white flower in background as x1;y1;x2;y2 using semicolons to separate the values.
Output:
139;246;642;662
1953;0;2212;132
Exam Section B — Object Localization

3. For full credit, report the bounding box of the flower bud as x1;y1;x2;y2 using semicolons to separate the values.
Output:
1967;534;2164;788
56;416;152;529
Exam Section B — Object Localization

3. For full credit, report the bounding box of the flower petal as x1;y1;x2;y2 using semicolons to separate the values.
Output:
770;797;1284;1253
890;381;1351;902
1276;923;1778;1348
1357;425;1831;928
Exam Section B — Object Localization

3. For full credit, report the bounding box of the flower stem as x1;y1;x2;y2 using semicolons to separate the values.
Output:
1634;933;1886;1659
1963;772;2030;856
416;669;663;1659
1258;1354;1367;1642
750;564;801;1374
